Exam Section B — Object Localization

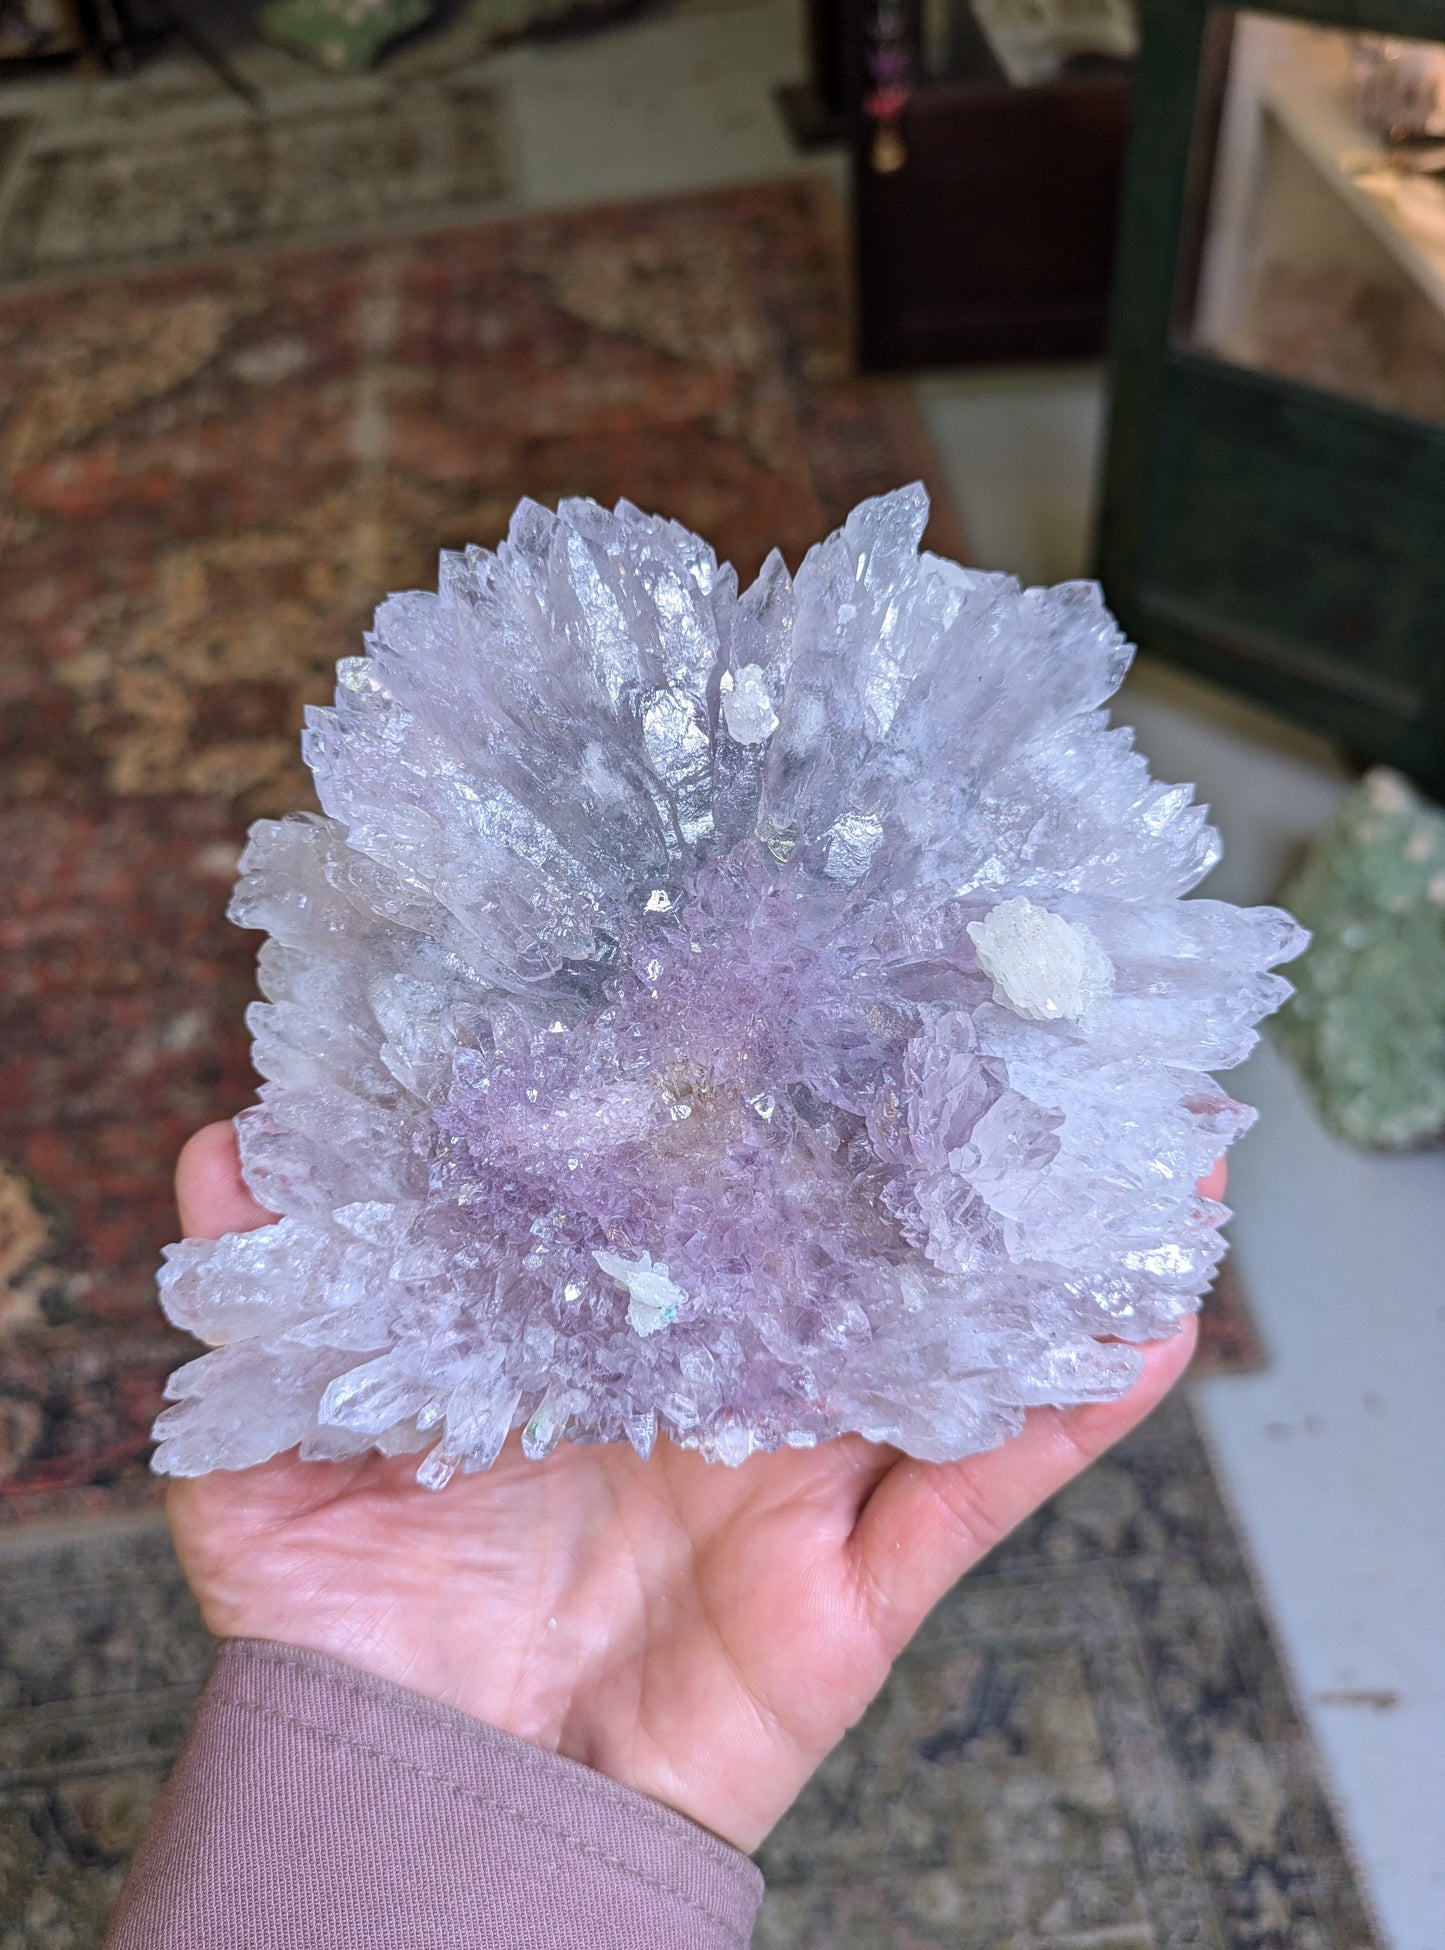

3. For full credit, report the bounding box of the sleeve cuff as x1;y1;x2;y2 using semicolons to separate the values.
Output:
106;1636;764;1950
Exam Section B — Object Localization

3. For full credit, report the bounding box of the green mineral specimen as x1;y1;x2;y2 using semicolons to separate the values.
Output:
259;0;433;73
1277;769;1445;1149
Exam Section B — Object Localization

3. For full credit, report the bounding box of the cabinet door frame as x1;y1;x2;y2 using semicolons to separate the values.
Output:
1094;0;1445;791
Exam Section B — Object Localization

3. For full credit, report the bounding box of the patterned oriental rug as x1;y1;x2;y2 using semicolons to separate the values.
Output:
0;176;1262;1526
0;174;1364;1950
0;1396;1379;1947
0;73;509;282
0;177;968;1523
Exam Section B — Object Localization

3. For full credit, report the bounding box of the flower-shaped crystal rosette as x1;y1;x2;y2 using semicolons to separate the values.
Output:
152;488;1305;1484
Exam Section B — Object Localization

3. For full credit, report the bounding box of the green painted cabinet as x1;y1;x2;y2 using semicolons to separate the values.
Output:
1095;0;1445;792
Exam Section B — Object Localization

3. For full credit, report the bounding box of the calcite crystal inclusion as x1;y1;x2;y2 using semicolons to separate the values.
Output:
152;488;1305;1483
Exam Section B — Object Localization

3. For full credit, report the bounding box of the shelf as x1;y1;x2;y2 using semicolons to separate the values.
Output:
1264;71;1445;319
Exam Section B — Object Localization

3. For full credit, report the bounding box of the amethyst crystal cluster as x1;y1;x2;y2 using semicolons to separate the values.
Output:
152;488;1304;1482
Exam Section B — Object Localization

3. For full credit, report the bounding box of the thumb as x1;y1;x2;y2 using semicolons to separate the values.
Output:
175;1120;275;1241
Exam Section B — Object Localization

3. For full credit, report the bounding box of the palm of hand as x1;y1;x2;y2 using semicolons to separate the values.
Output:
169;1430;902;1851
167;1124;1202;1852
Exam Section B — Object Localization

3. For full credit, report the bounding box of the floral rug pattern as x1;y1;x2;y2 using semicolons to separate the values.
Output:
0;178;966;1518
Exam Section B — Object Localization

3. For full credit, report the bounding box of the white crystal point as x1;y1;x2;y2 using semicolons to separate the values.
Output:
720;664;779;744
593;1249;687;1336
967;897;1114;1023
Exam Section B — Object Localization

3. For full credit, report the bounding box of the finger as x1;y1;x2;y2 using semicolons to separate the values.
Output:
850;1318;1197;1651
1198;1157;1228;1202
176;1120;275;1241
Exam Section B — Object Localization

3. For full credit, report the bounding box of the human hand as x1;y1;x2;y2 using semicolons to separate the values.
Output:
166;1123;1214;1853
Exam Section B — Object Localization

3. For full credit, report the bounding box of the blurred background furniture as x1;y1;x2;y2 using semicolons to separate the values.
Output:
776;0;848;142
814;0;1136;367
1096;0;1445;794
63;0;258;96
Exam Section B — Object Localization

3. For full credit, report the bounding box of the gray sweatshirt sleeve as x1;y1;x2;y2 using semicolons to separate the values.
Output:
104;1637;764;1949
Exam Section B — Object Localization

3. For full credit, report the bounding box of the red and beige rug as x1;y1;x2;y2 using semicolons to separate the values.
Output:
0;176;1259;1525
0;178;968;1521
0;160;1369;1950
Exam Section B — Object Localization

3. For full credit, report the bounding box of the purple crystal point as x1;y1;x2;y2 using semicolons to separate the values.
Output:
152;488;1306;1482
